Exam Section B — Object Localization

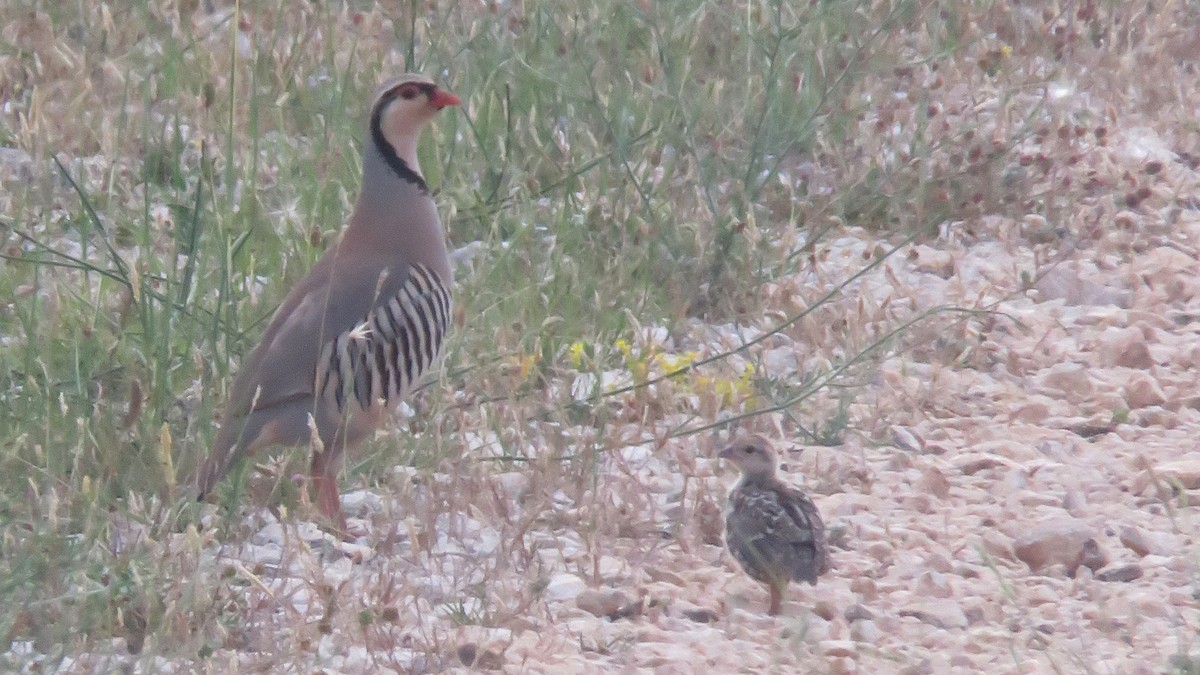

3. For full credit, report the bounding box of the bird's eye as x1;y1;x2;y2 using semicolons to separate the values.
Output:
398;85;419;100
743;446;753;454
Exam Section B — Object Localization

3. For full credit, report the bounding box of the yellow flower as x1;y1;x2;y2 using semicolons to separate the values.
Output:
631;360;650;383
615;338;633;360
519;353;537;379
686;361;758;406
737;362;756;389
568;341;588;369
509;352;538;381
655;350;699;377
999;44;1013;59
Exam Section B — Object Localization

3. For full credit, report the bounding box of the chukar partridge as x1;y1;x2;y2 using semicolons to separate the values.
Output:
720;436;829;615
197;74;460;530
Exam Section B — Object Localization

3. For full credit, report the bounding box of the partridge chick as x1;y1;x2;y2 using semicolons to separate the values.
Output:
720;436;829;615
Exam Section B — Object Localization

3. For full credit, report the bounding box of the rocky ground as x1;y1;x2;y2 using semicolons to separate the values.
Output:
57;129;1200;671
190;221;1196;674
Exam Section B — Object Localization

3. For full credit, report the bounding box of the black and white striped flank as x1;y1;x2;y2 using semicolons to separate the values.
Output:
315;264;452;412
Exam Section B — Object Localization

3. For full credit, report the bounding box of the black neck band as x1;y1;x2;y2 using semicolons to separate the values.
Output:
369;91;429;194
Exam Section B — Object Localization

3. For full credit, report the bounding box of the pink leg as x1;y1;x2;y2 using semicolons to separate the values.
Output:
310;451;347;535
768;583;784;616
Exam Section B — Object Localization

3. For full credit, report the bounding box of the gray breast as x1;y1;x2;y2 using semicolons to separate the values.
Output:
315;264;452;413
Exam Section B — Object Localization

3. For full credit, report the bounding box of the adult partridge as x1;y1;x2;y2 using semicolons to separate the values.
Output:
720;436;829;615
196;74;460;530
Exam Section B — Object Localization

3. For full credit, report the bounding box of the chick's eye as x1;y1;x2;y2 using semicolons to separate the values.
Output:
398;85;419;100
743;447;753;454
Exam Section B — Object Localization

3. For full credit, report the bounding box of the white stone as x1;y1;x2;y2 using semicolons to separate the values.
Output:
543;574;587;602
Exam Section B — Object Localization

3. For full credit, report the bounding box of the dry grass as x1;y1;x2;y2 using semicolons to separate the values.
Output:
2;0;1199;671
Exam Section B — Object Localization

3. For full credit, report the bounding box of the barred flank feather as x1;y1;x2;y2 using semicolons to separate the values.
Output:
315;264;452;412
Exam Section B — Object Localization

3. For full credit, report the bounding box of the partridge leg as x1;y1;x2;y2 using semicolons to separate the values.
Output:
768;583;784;616
311;451;347;534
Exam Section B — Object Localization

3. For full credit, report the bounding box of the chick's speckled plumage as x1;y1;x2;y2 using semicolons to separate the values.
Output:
720;436;829;615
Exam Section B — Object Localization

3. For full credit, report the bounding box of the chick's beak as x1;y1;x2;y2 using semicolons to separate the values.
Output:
718;446;734;460
430;89;462;109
